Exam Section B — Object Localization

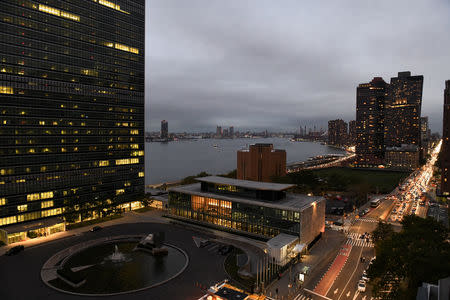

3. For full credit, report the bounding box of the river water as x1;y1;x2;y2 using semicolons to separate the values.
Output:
144;138;345;185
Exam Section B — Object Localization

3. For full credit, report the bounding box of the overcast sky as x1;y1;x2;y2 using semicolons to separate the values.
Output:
145;0;450;133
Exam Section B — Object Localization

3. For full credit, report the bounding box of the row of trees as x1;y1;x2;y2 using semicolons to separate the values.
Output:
368;215;450;299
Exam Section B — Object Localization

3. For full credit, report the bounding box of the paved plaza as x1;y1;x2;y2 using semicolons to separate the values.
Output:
0;221;238;300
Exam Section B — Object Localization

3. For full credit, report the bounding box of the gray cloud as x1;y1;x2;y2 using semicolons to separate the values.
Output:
145;0;450;132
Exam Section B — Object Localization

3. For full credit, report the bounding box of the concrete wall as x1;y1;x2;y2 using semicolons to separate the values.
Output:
299;198;325;246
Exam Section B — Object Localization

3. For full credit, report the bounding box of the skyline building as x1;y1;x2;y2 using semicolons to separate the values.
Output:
161;120;168;139
0;0;145;244
355;77;388;167
327;119;348;146
237;143;286;182
384;72;423;148
384;72;423;169
348;120;357;145
441;80;450;196
216;126;222;137
229;126;234;137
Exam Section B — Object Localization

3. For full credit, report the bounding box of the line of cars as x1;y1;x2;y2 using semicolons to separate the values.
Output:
357;256;375;292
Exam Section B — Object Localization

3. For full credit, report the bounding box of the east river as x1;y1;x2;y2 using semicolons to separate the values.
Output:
144;138;345;185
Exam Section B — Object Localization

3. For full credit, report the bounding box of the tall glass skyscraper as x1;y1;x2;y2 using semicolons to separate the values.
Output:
0;0;145;244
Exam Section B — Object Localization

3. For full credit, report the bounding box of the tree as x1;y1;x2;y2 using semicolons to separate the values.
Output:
371;221;394;244
180;171;210;185
368;215;450;299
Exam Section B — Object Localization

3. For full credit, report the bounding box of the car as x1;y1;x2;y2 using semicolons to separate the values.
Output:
5;245;24;256
90;226;102;232
358;281;366;292
362;274;370;282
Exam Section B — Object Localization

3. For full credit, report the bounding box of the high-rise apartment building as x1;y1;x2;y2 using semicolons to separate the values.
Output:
0;0;145;244
348;120;357;145
384;72;423;169
420;116;430;156
161;120;168;139
355;77;388;167
237;144;286;182
216;126;222;137
229;126;234;137
441;81;450;195
328;119;348;146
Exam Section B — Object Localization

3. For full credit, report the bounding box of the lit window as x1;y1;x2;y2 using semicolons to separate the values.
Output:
138;172;144;177
38;4;80;21
94;0;130;14
27;193;40;201
104;42;138;54
116;158;139;165
41;200;54;209
0;86;13;94
17;204;27;212
99;160;109;167
116;189;125;195
81;69;98;76
130;129;139;135
0;198;6;206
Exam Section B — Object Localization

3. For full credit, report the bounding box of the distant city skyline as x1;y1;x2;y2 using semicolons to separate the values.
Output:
146;0;450;133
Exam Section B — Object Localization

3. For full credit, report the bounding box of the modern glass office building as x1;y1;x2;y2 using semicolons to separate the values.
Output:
0;0;145;244
168;176;325;245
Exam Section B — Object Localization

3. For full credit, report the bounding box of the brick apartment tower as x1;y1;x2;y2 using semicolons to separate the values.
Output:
237;144;286;182
441;81;450;195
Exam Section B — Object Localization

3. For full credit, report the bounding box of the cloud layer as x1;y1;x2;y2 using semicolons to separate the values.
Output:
146;0;450;132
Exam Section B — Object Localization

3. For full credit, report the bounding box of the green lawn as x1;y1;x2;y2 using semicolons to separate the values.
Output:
312;167;410;194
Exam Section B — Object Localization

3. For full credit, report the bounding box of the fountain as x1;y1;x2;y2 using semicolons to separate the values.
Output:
42;235;188;295
106;245;127;263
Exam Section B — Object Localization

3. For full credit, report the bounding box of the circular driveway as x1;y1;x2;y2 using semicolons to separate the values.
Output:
0;222;227;300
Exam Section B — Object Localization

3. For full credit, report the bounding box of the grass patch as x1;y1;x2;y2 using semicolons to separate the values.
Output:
66;214;123;230
312;167;409;193
224;248;255;292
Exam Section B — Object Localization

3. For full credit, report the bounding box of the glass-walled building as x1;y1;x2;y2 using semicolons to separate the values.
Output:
169;176;325;246
0;0;145;244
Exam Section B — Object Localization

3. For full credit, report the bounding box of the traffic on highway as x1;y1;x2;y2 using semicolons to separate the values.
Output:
385;141;441;224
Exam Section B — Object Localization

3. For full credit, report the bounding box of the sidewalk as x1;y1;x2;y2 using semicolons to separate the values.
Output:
265;229;345;299
0;209;168;256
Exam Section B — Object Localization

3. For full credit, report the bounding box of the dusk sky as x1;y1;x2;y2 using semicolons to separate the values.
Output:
145;0;450;133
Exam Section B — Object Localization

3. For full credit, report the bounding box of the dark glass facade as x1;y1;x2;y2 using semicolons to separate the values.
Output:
0;0;145;228
169;191;301;238
355;77;388;167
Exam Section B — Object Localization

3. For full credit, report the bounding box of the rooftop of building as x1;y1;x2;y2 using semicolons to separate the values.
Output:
237;143;286;153
196;176;294;191
266;233;298;249
169;182;323;212
385;144;419;151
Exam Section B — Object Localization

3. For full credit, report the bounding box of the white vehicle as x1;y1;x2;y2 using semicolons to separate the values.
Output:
358;280;366;292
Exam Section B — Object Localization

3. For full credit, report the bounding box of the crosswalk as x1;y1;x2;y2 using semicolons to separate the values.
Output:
345;238;374;248
346;233;374;247
293;293;312;300
357;218;379;223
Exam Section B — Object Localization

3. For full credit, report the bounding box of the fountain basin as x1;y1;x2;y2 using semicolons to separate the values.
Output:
41;236;189;296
